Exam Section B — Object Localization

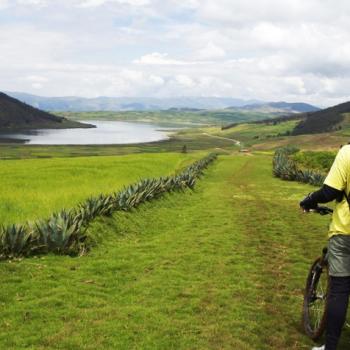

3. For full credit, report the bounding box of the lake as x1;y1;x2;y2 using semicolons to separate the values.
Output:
0;120;175;145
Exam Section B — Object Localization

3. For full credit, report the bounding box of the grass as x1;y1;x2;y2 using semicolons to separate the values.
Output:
1;153;349;349
334;113;350;137
251;132;349;151
0;152;203;225
217;120;299;145
198;119;350;151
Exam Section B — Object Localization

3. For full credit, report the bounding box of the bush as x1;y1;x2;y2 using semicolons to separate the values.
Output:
273;148;325;186
292;151;335;172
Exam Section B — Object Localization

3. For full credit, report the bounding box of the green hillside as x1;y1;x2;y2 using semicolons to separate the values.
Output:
220;100;350;139
292;101;350;135
0;92;92;130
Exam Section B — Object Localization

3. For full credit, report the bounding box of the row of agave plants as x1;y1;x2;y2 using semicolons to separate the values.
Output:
0;153;217;260
273;147;325;186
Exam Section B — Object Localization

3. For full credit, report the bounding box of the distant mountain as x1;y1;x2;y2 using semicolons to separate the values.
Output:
6;92;261;112
0;92;93;130
292;101;350;135
226;101;320;114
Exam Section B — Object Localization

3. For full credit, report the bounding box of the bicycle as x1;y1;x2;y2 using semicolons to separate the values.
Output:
302;206;333;341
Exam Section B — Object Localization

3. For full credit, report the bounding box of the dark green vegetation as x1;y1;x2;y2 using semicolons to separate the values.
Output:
1;154;349;349
292;150;336;172
292;101;350;135
0;154;216;259
273;147;326;186
0;92;92;130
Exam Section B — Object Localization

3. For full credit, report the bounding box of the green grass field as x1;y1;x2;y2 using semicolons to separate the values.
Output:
0;152;203;225
1;154;349;349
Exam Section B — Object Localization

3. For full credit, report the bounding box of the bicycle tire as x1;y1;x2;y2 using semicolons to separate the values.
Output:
302;256;329;341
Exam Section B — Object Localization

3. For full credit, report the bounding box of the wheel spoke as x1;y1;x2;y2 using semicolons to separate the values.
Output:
305;262;328;335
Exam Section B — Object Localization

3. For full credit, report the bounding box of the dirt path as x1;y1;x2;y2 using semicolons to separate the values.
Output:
202;132;241;145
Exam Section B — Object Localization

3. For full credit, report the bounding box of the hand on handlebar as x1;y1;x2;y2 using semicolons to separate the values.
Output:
300;193;333;215
300;193;318;211
300;203;333;215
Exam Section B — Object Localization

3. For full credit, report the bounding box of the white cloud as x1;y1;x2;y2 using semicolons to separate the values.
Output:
31;82;44;89
77;0;149;7
196;42;226;60
25;75;48;82
16;0;48;6
1;0;350;106
133;52;193;65
175;75;194;88
0;0;8;9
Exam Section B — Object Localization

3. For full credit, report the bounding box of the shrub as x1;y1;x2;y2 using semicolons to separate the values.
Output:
292;151;335;172
273;148;325;186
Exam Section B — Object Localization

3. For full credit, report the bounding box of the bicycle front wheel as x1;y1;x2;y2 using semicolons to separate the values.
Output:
302;256;329;341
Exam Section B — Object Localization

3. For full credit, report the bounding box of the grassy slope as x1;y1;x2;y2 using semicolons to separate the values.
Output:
218;120;299;142
1;154;349;349
0;152;203;225
206;120;350;151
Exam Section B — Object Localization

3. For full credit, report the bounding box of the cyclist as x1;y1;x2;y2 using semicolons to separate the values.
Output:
300;145;350;350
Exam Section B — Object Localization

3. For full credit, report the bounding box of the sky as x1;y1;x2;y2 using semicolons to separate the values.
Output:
1;0;350;106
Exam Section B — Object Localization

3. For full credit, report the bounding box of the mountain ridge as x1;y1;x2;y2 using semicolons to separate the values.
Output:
226;101;319;114
292;100;350;135
6;92;319;115
0;92;93;130
6;92;261;112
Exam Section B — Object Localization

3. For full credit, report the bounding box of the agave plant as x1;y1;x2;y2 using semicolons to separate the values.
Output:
273;148;326;186
0;224;35;259
35;209;86;255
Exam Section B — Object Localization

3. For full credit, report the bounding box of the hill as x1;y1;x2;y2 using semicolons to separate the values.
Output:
226;101;319;114
221;100;350;142
0;92;93;129
292;100;350;135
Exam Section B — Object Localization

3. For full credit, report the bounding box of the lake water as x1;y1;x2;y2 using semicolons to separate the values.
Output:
0;120;174;145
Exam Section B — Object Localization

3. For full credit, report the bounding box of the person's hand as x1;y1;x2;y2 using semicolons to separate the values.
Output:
300;193;318;212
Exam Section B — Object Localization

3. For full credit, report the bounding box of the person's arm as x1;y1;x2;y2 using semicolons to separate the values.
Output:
300;184;343;210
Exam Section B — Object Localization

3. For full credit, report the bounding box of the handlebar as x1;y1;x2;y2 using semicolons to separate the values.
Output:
308;206;333;216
